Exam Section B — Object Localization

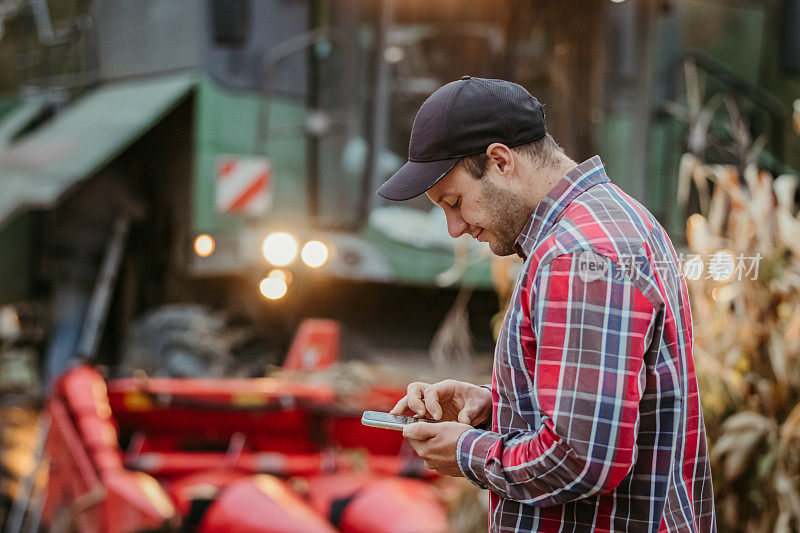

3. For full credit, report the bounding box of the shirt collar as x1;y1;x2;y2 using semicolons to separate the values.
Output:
513;155;610;260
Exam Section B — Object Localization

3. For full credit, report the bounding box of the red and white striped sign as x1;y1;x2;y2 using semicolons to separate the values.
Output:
215;156;273;215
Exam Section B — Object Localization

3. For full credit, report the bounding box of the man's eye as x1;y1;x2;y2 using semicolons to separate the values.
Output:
454;197;461;208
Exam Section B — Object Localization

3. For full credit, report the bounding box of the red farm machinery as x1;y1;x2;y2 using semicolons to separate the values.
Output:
41;321;454;532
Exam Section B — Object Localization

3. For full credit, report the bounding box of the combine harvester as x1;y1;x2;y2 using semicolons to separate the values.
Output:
4;0;795;530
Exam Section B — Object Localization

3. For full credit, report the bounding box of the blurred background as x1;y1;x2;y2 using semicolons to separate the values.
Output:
0;0;798;531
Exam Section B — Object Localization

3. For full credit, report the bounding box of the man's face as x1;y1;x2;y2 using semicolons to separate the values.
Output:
426;162;531;256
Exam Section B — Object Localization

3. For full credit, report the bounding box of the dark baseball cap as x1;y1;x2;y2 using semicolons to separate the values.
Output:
376;76;546;201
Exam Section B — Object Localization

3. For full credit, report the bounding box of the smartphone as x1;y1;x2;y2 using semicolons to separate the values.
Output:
361;410;433;431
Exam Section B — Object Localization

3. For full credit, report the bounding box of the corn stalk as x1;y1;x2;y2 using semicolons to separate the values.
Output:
672;60;800;531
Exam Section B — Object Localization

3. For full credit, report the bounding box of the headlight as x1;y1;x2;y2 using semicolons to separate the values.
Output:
301;241;328;268
259;277;287;300
267;269;289;282
194;234;215;257
262;232;298;266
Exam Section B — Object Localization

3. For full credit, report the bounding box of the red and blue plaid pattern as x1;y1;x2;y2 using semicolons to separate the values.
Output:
457;156;716;532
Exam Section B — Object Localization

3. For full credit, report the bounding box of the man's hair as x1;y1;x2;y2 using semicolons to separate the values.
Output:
460;133;563;179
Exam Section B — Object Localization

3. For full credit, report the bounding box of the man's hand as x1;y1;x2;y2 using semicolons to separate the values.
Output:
390;380;491;425
403;421;472;477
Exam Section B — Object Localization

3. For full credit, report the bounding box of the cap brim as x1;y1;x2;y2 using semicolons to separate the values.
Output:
376;158;460;201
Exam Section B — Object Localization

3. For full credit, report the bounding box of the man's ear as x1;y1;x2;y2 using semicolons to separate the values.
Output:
485;143;514;178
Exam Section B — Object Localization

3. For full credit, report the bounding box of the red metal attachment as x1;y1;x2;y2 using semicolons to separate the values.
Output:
283;319;340;371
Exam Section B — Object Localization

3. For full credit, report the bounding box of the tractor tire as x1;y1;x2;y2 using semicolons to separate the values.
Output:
117;305;233;378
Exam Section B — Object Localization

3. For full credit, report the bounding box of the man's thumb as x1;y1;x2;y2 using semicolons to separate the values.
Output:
403;421;434;440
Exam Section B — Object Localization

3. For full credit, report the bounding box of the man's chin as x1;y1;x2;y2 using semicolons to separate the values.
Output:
488;238;516;257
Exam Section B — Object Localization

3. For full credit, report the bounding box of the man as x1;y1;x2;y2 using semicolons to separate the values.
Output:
377;77;716;532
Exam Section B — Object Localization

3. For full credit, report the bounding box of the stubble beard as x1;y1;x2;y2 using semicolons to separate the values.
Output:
480;178;532;256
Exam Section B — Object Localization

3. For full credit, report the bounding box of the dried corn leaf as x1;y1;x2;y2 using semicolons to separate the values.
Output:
769;332;789;387
773;511;793;533
707;170;730;235
678;153;699;212
692;164;713;216
720;411;774;434
779;403;800;449
773;175;798;211
775;473;800;523
722;430;768;481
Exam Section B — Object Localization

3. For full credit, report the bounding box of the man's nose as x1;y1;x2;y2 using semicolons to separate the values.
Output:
444;209;469;238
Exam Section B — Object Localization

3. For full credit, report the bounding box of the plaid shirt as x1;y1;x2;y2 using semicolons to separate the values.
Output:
457;156;716;532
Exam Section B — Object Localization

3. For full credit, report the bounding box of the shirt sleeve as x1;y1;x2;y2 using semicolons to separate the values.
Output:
456;251;656;505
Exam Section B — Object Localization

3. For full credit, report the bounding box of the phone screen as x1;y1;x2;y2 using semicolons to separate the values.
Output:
361;410;428;430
